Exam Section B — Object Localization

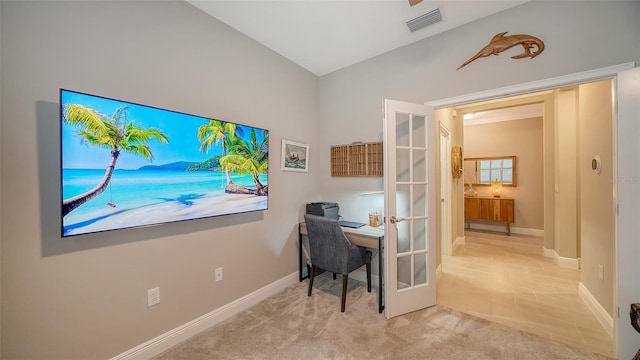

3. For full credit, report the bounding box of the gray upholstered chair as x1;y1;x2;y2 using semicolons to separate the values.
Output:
304;214;372;312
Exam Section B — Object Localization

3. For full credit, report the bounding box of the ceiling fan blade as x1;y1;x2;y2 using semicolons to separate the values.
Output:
409;0;423;6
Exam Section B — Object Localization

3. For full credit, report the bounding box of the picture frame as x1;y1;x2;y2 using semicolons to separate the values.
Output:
281;139;309;172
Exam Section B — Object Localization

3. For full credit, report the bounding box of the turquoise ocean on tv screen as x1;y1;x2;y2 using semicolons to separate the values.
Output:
62;169;267;230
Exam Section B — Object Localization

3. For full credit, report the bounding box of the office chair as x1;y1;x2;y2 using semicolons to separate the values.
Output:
304;214;372;312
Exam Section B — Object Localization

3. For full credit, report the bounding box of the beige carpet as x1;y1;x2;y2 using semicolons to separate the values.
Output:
153;273;611;360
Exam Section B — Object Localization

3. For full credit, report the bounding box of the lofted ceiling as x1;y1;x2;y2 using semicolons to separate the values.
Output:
187;0;529;76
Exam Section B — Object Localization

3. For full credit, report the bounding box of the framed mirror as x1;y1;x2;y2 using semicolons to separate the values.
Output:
463;156;517;187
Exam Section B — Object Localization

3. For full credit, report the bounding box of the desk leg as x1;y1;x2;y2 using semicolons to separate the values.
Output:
298;226;305;282
378;236;384;314
299;229;310;282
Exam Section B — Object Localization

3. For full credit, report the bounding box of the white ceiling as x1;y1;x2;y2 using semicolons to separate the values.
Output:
188;0;529;76
462;103;544;126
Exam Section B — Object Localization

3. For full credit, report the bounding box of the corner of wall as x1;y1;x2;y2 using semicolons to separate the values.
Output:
110;273;299;360
578;282;614;338
452;236;465;254
543;247;580;270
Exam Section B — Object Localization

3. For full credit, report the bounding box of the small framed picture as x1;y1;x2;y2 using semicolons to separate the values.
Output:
281;139;309;172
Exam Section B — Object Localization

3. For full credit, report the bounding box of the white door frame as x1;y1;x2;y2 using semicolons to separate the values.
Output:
426;63;633;108
613;66;640;360
439;125;452;258
425;61;635;359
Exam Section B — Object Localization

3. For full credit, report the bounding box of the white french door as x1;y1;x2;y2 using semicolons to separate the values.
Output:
383;99;436;319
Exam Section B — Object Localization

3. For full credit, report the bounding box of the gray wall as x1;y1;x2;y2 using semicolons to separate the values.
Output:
318;1;640;220
0;1;319;358
318;1;639;357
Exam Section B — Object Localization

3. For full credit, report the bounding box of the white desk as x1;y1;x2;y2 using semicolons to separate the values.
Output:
298;222;384;313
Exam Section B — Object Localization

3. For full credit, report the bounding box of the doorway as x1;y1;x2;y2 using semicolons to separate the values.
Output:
427;62;636;358
438;82;615;357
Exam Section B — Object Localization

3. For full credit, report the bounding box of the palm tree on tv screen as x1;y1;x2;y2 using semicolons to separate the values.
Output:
220;128;269;196
197;119;242;189
62;104;169;216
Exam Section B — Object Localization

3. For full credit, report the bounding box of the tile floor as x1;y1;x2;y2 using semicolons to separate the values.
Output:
437;230;614;358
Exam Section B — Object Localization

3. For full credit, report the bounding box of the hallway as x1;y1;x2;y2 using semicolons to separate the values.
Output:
437;231;613;358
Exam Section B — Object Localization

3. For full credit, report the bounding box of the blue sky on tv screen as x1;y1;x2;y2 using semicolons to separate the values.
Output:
61;90;267;170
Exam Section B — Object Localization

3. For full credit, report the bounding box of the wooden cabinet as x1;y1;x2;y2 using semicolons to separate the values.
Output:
464;196;514;235
331;142;383;177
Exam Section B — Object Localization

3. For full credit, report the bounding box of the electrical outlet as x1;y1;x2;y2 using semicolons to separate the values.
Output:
147;287;160;307
215;267;223;282
598;265;604;281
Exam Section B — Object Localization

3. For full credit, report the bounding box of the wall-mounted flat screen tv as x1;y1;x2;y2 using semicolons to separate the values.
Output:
60;89;268;237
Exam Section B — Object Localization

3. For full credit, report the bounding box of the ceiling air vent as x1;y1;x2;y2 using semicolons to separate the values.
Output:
406;8;443;33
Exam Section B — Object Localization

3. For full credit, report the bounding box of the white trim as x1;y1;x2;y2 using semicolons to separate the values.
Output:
509;226;544;237
440;124;452;258
465;222;544;237
426;62;634;108
452;236;465;254
110;273;299;360
556;255;580;270
436;263;442;281
578;282;614;338
615;66;640;359
542;247;580;270
543;247;555;259
349;268;380;287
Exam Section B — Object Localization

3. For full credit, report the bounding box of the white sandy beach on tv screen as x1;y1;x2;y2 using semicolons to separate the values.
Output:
63;192;267;236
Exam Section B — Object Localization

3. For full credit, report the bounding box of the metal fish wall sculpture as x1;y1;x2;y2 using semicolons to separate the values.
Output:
457;32;545;70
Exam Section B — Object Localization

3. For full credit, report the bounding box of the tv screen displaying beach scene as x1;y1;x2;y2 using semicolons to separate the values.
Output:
60;89;268;237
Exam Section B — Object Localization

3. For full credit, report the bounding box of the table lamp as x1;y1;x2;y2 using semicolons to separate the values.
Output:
491;180;503;197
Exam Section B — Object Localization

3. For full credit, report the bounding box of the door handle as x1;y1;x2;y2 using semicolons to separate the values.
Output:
389;216;407;224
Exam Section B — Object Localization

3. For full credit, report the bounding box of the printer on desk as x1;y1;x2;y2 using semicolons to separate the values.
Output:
305;202;339;219
305;202;366;228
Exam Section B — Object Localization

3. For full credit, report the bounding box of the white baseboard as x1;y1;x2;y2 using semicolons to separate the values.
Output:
543;247;580;270
110;272;299;360
578;282;614;338
465;223;544;237
452;236;465;254
349;268;380;286
543;247;555;259
557;256;580;270
511;227;545;237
